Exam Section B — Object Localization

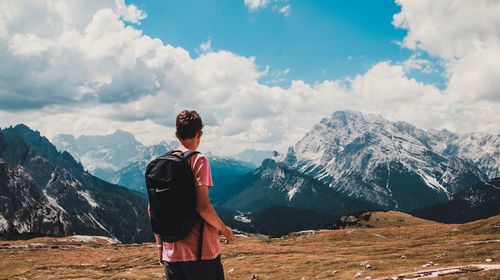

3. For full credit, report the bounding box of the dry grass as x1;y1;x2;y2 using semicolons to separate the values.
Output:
341;211;440;229
1;212;499;280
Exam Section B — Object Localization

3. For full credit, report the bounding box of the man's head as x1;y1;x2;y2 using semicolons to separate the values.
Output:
175;110;204;147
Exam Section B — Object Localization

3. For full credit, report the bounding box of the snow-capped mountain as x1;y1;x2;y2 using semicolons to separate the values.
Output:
92;142;174;193
53;131;176;192
273;110;494;210
442;132;500;179
53;130;177;173
0;124;152;243
227;149;275;167
223;158;380;214
53;131;255;194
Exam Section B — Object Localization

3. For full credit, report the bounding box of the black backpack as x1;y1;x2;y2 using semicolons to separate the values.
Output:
145;149;204;260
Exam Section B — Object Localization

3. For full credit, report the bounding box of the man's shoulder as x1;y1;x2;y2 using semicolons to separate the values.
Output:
184;151;209;164
193;152;209;163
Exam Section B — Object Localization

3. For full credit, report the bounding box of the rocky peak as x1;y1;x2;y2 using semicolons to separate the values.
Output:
1;125;84;176
276;110;492;210
109;129;140;143
0;125;152;243
261;158;277;170
329;110;365;125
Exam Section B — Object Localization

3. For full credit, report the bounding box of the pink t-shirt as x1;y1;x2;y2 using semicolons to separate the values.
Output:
162;151;221;262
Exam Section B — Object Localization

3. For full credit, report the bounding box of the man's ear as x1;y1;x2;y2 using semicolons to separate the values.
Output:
175;131;179;139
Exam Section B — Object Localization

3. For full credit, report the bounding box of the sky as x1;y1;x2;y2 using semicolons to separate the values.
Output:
129;0;421;86
0;0;499;156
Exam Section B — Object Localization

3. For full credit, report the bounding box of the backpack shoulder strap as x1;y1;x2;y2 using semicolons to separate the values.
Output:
182;150;200;160
159;149;200;162
156;150;180;160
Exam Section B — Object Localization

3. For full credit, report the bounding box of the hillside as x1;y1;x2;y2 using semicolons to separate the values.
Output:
0;124;152;243
411;177;500;223
222;158;380;215
336;210;438;229
0;213;498;279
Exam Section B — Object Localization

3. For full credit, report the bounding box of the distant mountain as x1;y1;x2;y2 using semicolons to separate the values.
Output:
274;110;491;210
208;155;255;204
53;131;177;173
222;158;380;215
0;124;152;243
410;177;500;223
217;110;497;236
441;132;500;179
53;131;255;195
228;149;275;167
46;110;498;236
217;157;381;235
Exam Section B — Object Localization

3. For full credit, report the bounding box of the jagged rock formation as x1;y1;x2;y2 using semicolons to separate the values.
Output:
223;158;380;214
275;110;493;210
0;124;152;243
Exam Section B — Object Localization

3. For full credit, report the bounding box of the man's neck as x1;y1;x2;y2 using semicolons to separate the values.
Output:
177;142;196;151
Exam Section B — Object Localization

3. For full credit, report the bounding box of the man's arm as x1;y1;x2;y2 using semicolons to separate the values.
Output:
196;186;233;243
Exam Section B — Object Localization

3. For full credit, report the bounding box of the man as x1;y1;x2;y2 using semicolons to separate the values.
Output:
153;109;233;280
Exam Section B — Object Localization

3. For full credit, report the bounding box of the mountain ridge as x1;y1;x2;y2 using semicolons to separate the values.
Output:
0;124;152;243
53;130;257;194
274;110;494;210
410;177;500;223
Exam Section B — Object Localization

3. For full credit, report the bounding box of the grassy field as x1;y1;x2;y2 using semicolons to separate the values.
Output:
1;212;499;279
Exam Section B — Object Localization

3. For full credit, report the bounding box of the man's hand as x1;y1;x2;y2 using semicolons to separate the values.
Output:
157;246;164;266
220;226;234;244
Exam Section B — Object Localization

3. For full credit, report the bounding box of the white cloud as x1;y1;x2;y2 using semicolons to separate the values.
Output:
0;0;157;109
393;0;500;59
393;0;500;102
275;4;291;16
0;0;498;157
244;0;290;16
114;0;146;24
266;67;290;84
244;0;270;11
402;53;435;73
446;46;500;102
197;37;212;54
8;33;52;56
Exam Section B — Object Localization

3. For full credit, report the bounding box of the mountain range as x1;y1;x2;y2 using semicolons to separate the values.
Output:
271;110;497;211
53;131;258;195
0;124;152;243
212;110;499;234
51;110;500;234
2;109;498;240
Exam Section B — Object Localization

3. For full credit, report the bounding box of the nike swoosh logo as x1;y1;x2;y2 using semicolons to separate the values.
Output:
155;187;172;193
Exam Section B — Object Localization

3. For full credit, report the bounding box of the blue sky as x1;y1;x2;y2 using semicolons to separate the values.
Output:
127;0;441;87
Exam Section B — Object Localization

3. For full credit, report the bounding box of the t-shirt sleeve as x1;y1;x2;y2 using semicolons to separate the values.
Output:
191;154;213;188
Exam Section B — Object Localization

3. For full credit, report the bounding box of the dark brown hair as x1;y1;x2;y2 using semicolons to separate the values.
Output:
175;110;204;140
